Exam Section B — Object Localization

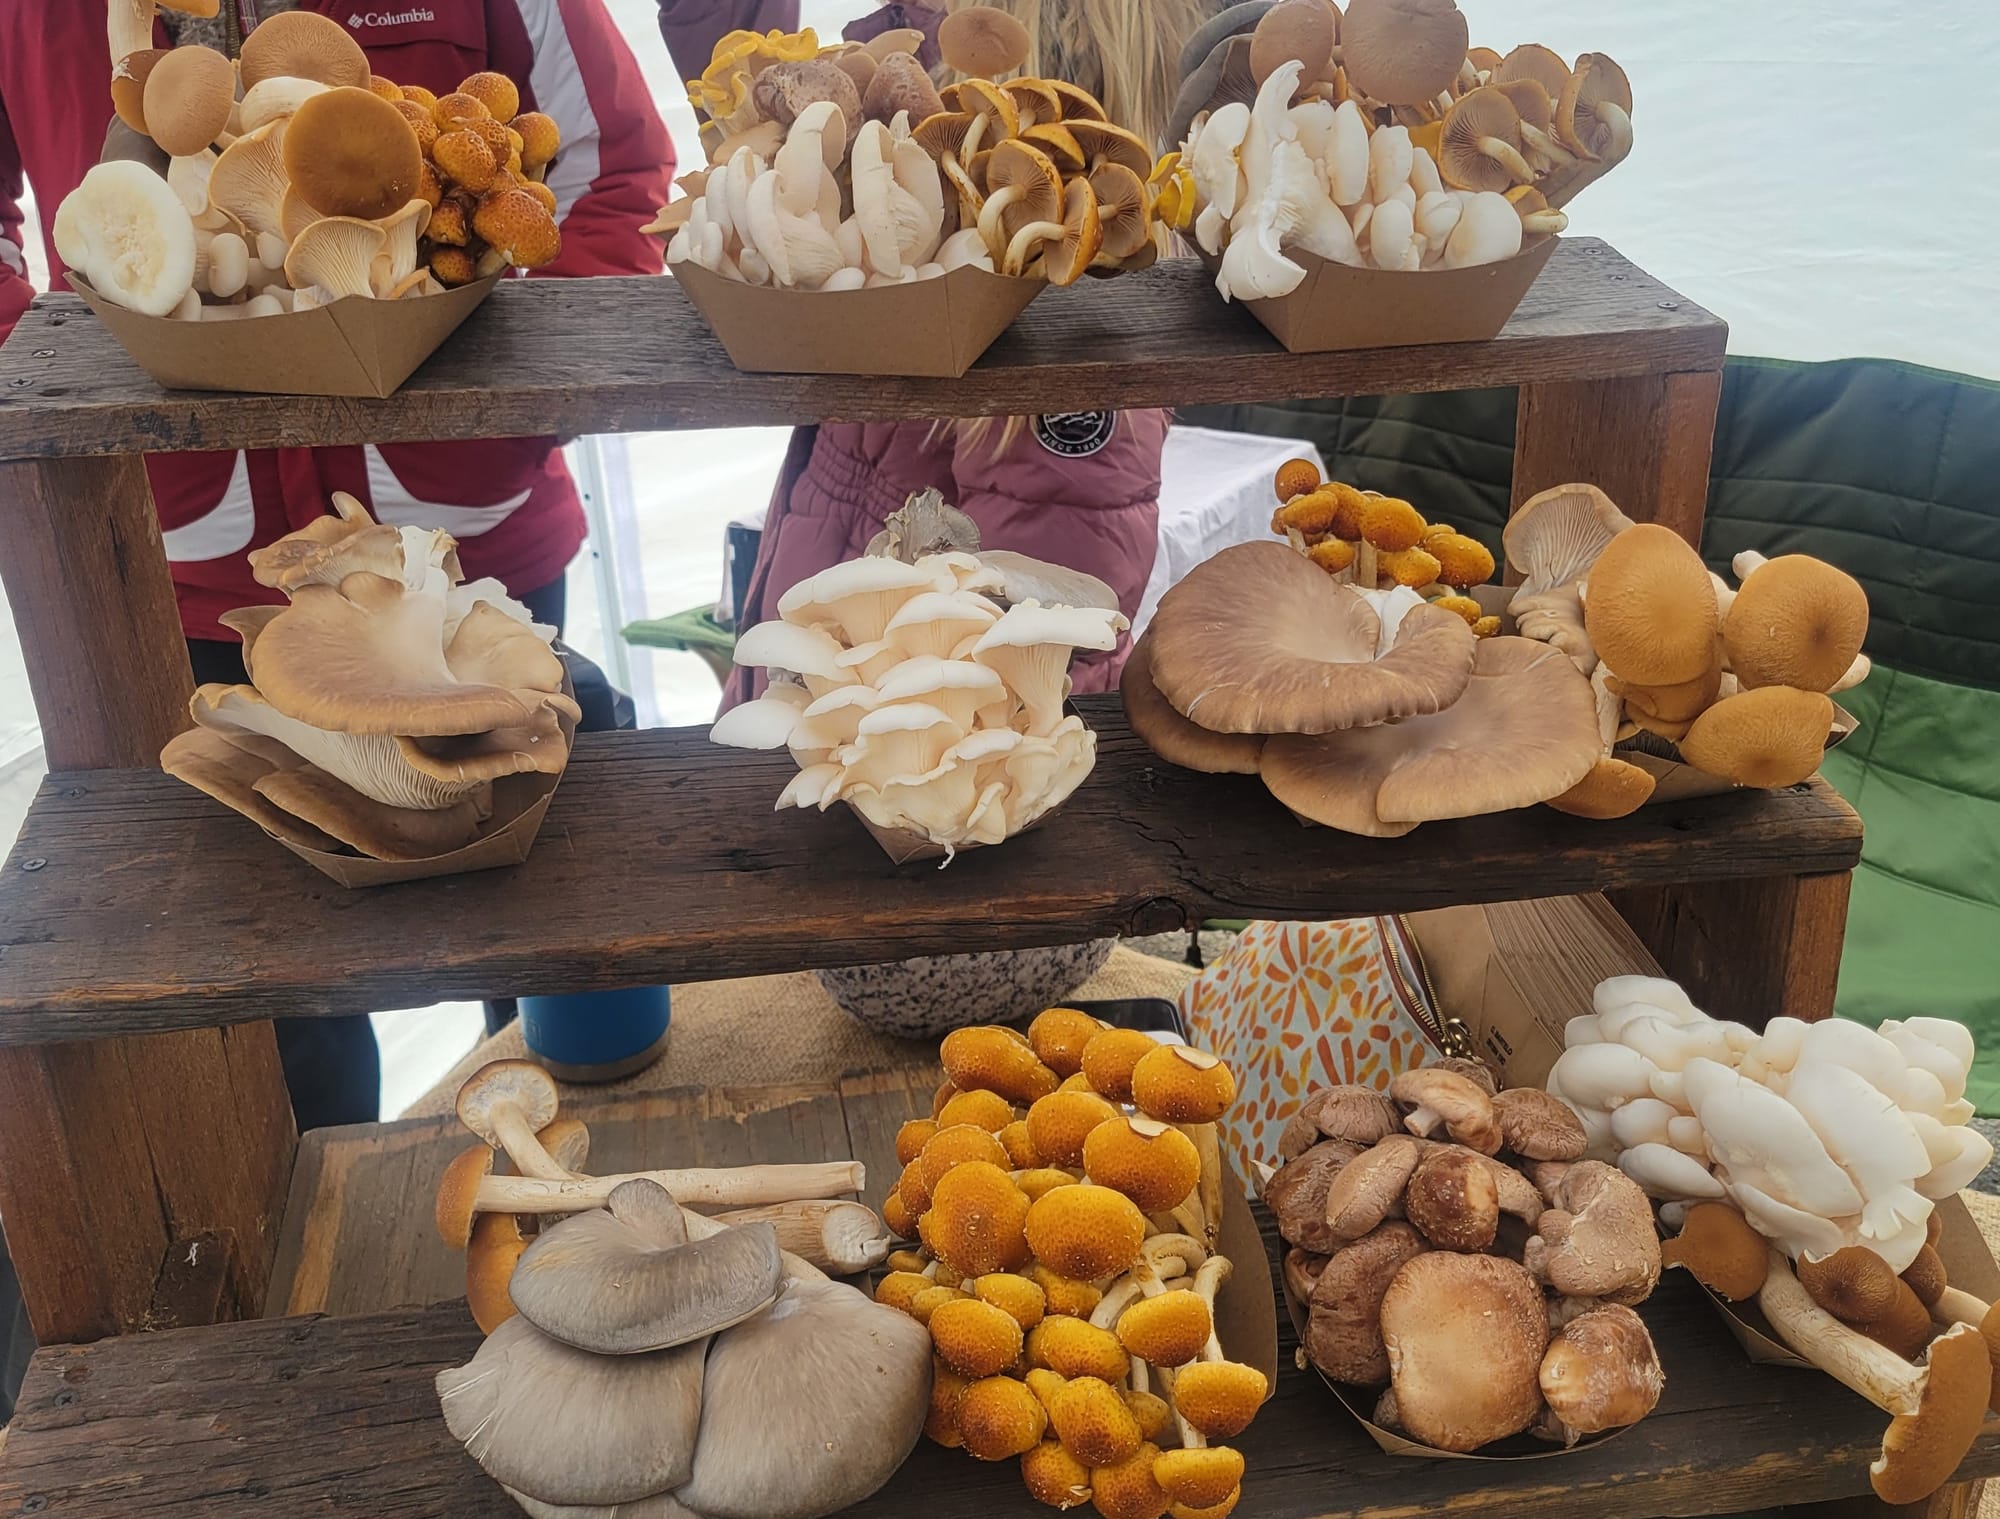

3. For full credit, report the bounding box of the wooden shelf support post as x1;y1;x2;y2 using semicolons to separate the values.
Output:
0;456;295;1345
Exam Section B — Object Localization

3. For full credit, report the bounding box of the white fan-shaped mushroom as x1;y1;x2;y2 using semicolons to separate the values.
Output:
1620;1142;1725;1200
710;695;807;750
1367;124;1413;206
1547;1041;1660;1111
1909;1120;1993;1200
1608;1096;1677;1149
1618;1015;1731;1072
1784;1059;1930;1241
1895;1017;1976;1072
1666;1116;1711;1160
1726;1179;1853;1264
1563;1014;1604;1048
1877;1022;1969;1104
1681;1058;1862;1218
1791;1018;1909;1099
732;620;848;684
1189;100;1251;230
777;763;843;811
1594;975;1700;1024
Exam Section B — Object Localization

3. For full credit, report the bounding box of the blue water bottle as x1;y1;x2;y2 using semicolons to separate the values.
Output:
519;985;673;1083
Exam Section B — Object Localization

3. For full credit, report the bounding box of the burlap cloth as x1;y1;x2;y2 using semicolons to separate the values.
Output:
406;944;1197;1118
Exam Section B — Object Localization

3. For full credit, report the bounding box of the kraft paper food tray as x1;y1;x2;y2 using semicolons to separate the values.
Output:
850;805;1054;866
670;259;1043;377
1201;236;1557;354
69;273;498;397
1210;1163;1285;1403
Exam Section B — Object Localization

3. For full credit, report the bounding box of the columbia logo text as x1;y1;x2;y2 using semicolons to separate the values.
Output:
349;8;436;25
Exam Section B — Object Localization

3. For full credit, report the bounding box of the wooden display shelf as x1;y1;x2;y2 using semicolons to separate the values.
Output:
5;1075;1994;1519
0;698;1860;1045
0;241;1723;461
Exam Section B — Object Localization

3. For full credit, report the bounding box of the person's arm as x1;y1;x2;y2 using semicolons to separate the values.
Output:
0;85;35;346
497;0;678;280
656;0;801;85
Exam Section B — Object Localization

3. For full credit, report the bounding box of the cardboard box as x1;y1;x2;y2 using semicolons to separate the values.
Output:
69;273;498;397
1213;1163;1285;1406
1202;236;1557;354
671;259;1043;377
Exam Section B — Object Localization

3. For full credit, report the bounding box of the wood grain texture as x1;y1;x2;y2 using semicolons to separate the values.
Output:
1512;366;1726;548
0;243;1726;461
9;1221;1998;1518
1610;870;1854;1026
0;698;1861;1045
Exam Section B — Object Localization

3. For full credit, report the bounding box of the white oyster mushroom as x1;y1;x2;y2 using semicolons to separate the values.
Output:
1907;1117;1993;1199
892;135;946;266
1594;975;1701;1023
1414;189;1462;251
822;266;866;291
1608;1096;1678;1149
1893;1017;1976;1071
777;763;843;811
1367;124;1414;207
936;226;994;273
744;170;845;289
1666;1116;1711;1160
1790;1018;1909;1099
1408;145;1443;198
833;639;905;687
1366;196;1418;271
709;695;808;750
1620;1142;1726;1200
1680;1058;1863;1219
1190;100;1251;252
838;703;965;794
732;620;848;686
1877;1023;1970;1104
850;121;910;279
1546;1041;1659;1111
1728;1178;1853;1264
1895;1066;1952;1120
1783;1059;1930;1241
1214;144;1313;299
873;657;1008;730
1443;190;1523;268
773;101;845;216
790;685;883;759
1619;1015;1731;1072
1321;100;1371;207
882;591;1000;662
1563;1014;1604;1047
1235;62;1302;241
778;558;947;644
970;603;1127;737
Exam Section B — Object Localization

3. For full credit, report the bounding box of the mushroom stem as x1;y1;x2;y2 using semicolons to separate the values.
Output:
1759;1250;1931;1415
1160;1362;1208;1452
1177;1122;1225;1249
1191;1255;1233;1362
1480;137;1537;184
1520;123;1576;168
1002;219;1063;277
491;1102;570;1181
1934;1287;1990;1329
1355;540;1381;588
473;1161;865;1217
977;185;1025;261
713;1199;893;1275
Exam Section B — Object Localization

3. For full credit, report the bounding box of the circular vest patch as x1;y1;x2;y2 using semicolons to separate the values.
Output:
1035;411;1117;458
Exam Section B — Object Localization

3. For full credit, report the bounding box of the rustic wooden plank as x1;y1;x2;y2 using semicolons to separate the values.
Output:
840;1070;937;1223
0;698;1864;1046
0;243;1726;461
5;1223;1994;1519
1512;365;1726;549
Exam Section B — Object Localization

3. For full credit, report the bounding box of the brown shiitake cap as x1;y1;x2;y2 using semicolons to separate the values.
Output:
751;59;862;143
1151;541;1476;737
1381;1251;1548;1451
1324;1133;1423;1242
1439;86;1533;194
1266;1139;1364;1254
1260;636;1601;837
939;5;1032;78
1556;52;1633;161
285;86;424;220
1540;1303;1663;1435
1659;1202;1768;1301
240;9;371;91
143;46;236;158
1306;1221;1427;1386
1404;1148;1498;1251
1490;1088;1587;1161
1342;0;1469;107
112;49;172;136
1250;0;1336;87
1506;482;1635;599
1582;522;1720;687
1678;686;1835;789
1296;1085;1403;1149
1527;1160;1660;1304
1723;554;1869;693
1121;632;1264;775
1391;1068;1501;1153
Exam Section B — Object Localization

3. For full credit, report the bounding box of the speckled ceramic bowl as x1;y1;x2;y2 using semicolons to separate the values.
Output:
816;939;1118;1041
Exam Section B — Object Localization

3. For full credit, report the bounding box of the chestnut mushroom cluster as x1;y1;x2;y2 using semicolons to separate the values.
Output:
1166;0;1631;296
871;1015;1270;1518
161;493;577;861
1265;456;1497;621
1271;1063;1666;1451
1504;484;1871;818
431;1062;926;1519
711;490;1127;860
74;13;559;318
1124;541;1607;835
651;11;1163;289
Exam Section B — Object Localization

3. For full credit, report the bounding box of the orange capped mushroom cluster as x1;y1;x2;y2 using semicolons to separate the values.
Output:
416;70;566;285
874;1015;1269;1517
1272;1062;1666;1452
651;9;1162;290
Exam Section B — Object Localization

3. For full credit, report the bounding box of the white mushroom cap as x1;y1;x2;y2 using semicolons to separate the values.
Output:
1618;1142;1724;1201
1728;1178;1851;1263
1443;189;1523;269
1681;1058;1863;1219
874;657;1008;731
711;694;806;750
778;558;948;645
791;684;883;753
1783;1059;1929;1242
970;603;1126;738
732;620;847;683
883;590;1001;661
1546;1041;1659;1111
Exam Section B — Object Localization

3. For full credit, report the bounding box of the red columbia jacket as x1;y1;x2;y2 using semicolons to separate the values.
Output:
0;1;673;639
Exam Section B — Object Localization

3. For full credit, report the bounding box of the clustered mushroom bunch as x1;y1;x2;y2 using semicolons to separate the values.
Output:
161;493;577;861
431;1063;931;1519
1503;484;1870;819
712;492;1127;859
1269;1062;1666;1451
871;1013;1269;1518
1547;976;1989;1276
1167;0;1630;298
653;10;1162;289
1265;456;1497;629
66;11;561;319
1122;539;1615;835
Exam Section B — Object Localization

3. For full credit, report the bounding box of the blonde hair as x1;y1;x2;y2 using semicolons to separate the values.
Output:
942;0;1215;155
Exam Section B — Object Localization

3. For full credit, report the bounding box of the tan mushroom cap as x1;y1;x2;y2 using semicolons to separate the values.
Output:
1306;1221;1427;1385
1546;755;1656;819
209;121;293;239
160;726;341;852
1678;686;1834;789
1405;1147;1499;1250
1259;636;1600;837
938;5;1033;78
1048;79;1110;123
1121;631;1264;775
1494;44;1571;100
980;137;1063;254
1526;1160;1660;1304
435;1142;497;1249
1021;174;1102;285
958;77;1023;141
1341;0;1469;107
251;763;484;861
1069;120;1155;180
1439;86;1534;194
285;86;424;220
456;1057;559;1146
1609;660;1722;724
466;1211;531;1334
1381;1251;1549;1452
1506;483;1635;599
1151;542;1476;737
1266;1139;1363;1254
112;49;172;135
1540;1303;1663;1435
1873;1324;1993;1504
1392;1067;1501;1152
1557;52;1633;162
1250;0;1337;87
1020;121;1086;176
862;51;946;128
1325;1133;1424;1242
1003;78;1063;130
240;9;372;91
1490;1088;1587;1161
1723;554;1869;692
1089;162;1153;261
143;46;236;157
1659;1201;1769;1301
1293;1086;1403;1150
1582;523;1720;686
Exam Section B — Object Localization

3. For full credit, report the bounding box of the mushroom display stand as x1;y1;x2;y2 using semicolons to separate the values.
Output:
1199;235;1558;353
69;271;501;398
672;258;1044;378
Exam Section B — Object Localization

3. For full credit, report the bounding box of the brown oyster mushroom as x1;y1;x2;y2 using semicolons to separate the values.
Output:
1505;482;1633;601
1404;1147;1499;1251
250;764;484;861
1525;1160;1661;1305
143;45;236;157
1494;44;1571;100
1324;1134;1423;1243
1390;1068;1499;1154
1381;1252;1549;1452
1439;87;1535;193
1548;755;1657;819
1341;0;1468;107
1260;637;1601;837
1539;1303;1664;1439
285;86;423;220
1678;687;1835;789
1250;0;1337;88
1151;542;1476;736
863;51;944;126
1723;554;1870;693
939;5;1032;77
1265;1139;1364;1254
1307;1221;1428;1386
160;727;342;854
1581;523;1720;687
1121;631;1264;775
1491;1089;1588;1161
240;9;372;90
